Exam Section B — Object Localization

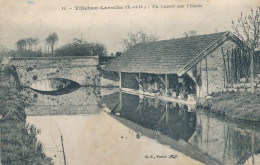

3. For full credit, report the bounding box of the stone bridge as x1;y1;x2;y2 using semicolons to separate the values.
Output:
9;56;100;87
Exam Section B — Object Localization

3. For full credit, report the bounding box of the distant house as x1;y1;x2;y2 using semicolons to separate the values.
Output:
105;31;245;102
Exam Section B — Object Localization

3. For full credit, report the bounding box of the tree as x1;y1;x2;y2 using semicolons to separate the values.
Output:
46;32;59;53
20;39;27;50
122;31;159;52
231;8;260;92
89;42;107;57
26;38;34;50
183;30;197;37
16;40;23;51
16;39;27;55
55;39;107;57
232;9;260;50
31;38;40;51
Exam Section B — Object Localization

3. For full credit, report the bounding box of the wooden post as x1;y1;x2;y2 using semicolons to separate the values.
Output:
119;91;122;110
176;75;179;96
165;74;169;96
119;72;122;89
138;73;141;92
205;57;209;95
251;130;255;164
165;103;169;124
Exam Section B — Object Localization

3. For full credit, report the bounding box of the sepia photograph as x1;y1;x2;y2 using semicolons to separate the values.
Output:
0;0;260;164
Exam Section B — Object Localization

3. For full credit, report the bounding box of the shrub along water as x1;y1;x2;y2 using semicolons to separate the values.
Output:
0;64;53;164
197;91;260;122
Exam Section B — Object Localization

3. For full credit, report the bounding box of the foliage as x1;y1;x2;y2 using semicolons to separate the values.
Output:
0;65;53;164
122;31;159;52
46;32;59;53
231;8;260;92
16;37;40;55
232;8;260;50
16;38;40;51
55;39;107;57
197;91;260;121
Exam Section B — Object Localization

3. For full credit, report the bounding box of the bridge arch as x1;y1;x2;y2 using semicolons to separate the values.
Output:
9;56;100;87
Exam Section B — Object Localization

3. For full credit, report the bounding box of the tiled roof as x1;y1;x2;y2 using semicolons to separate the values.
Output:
105;31;228;74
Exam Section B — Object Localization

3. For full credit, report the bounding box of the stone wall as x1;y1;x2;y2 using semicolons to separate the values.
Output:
9;56;100;86
191;39;239;97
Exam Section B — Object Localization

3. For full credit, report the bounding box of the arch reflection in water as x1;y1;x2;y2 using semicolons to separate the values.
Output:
30;78;80;95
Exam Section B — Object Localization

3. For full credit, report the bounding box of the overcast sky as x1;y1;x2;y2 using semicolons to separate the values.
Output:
0;0;259;53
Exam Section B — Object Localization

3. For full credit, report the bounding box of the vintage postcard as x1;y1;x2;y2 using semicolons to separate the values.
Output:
0;0;260;164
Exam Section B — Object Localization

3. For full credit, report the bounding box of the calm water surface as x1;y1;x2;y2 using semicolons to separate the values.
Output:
23;87;260;165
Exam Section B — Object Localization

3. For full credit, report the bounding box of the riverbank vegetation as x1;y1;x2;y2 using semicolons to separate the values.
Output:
197;91;260;122
0;64;53;164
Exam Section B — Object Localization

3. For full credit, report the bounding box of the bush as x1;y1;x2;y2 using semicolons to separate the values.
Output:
55;40;107;57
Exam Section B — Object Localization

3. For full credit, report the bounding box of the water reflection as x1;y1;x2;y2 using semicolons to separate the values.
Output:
189;112;259;165
30;78;80;95
102;92;260;165
112;93;196;141
27;113;203;165
25;88;202;165
22;87;103;116
24;88;260;165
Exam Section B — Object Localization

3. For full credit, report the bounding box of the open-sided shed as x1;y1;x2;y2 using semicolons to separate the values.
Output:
105;31;245;102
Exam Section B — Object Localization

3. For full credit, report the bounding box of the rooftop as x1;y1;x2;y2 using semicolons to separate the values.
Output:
105;31;234;75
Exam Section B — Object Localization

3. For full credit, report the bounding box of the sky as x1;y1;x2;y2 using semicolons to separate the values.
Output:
0;0;259;54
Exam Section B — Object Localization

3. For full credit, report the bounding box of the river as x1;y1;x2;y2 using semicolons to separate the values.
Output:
23;86;260;165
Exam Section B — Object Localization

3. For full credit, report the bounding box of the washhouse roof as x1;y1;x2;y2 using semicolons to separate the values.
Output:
105;31;241;75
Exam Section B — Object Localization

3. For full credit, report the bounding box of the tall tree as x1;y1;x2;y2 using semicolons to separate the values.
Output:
16;39;26;55
26;38;34;50
21;39;27;50
46;32;59;53
31;38;40;51
231;8;260;92
122;31;159;52
16;40;23;51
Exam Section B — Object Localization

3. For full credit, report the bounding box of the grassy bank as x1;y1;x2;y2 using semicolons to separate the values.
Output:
0;65;53;164
197;91;260;122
